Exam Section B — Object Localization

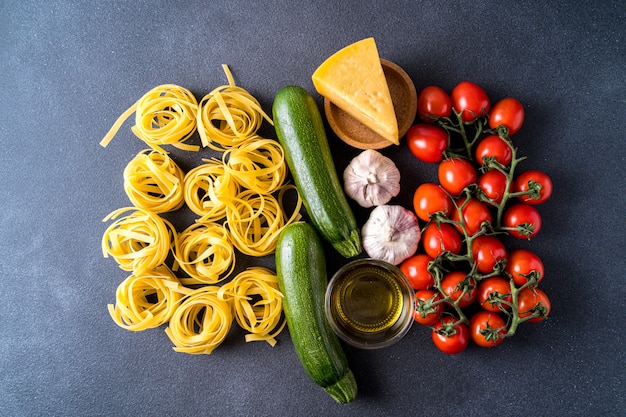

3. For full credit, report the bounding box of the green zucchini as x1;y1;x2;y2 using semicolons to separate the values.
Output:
275;222;357;404
272;85;361;258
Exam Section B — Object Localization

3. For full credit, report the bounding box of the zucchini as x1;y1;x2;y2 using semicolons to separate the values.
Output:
275;222;357;404
272;85;361;258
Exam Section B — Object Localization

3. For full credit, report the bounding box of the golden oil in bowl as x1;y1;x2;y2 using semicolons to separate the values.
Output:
325;258;415;349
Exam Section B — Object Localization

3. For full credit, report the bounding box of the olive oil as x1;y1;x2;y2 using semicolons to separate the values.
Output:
325;259;415;349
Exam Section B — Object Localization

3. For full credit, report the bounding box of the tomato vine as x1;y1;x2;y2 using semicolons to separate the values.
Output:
403;83;552;354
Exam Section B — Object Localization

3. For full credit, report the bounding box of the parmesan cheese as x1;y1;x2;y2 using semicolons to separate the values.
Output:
312;38;399;145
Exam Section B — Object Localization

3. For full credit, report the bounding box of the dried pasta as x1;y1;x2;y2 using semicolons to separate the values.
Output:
223;185;302;257
174;221;235;285
102;66;307;355
223;136;287;195
164;286;233;355
123;149;185;213
100;84;199;152
183;159;239;222
107;265;183;331
101;207;177;275
218;267;285;346
197;65;273;151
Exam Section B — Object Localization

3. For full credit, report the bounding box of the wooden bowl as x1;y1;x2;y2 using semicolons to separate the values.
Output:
324;59;417;150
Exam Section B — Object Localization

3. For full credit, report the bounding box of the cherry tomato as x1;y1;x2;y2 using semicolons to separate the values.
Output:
514;170;553;205
417;86;452;123
478;169;510;204
488;97;525;136
476;276;512;312
413;289;444;325
475;135;513;167
471;235;508;274
400;254;435;290
450;197;493;236
441;271;477;308
421;222;462;258
407;124;449;163
451;81;491;122
503;203;542;239
505;249;544;287
517;288;551;322
469;311;507;348
432;316;469;354
438;158;477;196
413;183;453;222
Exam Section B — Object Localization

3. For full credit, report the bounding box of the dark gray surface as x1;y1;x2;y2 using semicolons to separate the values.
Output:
1;1;624;416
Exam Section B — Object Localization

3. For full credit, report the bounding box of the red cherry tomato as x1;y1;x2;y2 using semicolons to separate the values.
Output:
399;254;435;291
417;86;452;123
413;183;453;222
469;311;507;348
489;97;525;136
478;169;510;204
451;81;491;122
503;203;542;239
441;271;477;308
471;235;508;274
421;222;462;258
450;197;493;236
505;249;544;287
413;289;444;325
476;276;512;312
475;135;513;167
517;288;551;322
407;124;449;163
514;170;553;205
432;316;469;354
438;158;477;196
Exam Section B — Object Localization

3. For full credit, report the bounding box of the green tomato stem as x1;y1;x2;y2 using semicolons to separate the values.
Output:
493;141;522;228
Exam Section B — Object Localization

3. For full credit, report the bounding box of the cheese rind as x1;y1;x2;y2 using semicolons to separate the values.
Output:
312;38;399;145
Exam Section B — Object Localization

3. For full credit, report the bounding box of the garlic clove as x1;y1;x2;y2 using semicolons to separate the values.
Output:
361;205;421;265
343;149;400;208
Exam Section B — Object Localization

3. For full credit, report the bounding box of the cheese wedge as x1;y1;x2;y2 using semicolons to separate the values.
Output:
312;38;399;145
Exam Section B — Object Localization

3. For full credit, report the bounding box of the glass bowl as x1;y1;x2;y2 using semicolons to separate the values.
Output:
325;258;415;349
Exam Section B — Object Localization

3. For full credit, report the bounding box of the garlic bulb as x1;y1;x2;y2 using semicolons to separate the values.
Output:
362;205;421;265
343;149;401;208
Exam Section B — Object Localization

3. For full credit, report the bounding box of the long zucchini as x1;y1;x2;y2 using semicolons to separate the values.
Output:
272;85;361;258
275;222;357;404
